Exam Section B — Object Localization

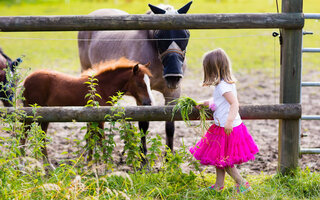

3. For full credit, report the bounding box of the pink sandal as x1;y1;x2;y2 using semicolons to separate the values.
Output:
208;184;224;192
235;182;252;194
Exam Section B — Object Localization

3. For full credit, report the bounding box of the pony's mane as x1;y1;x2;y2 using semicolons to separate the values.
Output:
82;57;152;77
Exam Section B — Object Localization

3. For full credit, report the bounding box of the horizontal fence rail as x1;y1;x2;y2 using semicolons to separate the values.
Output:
0;13;304;32
301;115;320;120
300;148;320;154
304;13;320;19
301;82;320;87
0;104;301;123
302;48;320;53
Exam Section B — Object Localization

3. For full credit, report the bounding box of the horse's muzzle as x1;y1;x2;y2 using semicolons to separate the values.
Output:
164;76;182;89
162;53;184;89
142;99;152;106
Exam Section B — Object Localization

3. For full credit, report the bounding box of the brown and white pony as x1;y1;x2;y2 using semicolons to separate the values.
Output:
78;1;192;155
21;58;154;162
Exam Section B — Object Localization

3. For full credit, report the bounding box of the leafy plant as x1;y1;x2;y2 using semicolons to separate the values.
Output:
146;134;163;169
0;64;29;159
105;91;144;171
84;74;101;108
82;73;109;165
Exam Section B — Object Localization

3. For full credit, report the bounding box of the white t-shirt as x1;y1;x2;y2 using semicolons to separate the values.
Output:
213;80;242;127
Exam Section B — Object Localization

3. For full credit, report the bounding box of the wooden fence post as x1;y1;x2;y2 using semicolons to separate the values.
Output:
279;0;303;174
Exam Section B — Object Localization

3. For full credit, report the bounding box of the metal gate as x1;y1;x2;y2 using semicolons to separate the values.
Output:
300;13;320;155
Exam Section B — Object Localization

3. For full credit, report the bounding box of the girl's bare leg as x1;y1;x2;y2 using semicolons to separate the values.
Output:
215;167;226;187
225;166;246;185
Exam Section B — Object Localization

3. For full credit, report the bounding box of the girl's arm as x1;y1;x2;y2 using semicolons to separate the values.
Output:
223;91;239;135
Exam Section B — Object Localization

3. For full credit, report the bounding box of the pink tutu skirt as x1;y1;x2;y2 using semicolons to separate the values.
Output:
189;123;259;168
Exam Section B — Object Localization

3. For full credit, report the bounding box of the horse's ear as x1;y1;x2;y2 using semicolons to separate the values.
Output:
145;62;151;68
177;1;192;14
148;4;166;14
9;58;22;72
133;64;140;75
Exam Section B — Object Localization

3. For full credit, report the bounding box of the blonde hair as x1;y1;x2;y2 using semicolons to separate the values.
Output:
202;48;236;86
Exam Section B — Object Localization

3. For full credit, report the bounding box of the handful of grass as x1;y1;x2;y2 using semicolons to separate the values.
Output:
171;96;210;132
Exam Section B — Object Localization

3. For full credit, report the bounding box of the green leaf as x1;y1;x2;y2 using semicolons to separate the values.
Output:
95;93;102;99
61;151;68;155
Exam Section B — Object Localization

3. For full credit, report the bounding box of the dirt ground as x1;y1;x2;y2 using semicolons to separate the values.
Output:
2;69;320;175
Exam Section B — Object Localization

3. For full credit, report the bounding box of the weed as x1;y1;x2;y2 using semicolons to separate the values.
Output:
105;91;144;171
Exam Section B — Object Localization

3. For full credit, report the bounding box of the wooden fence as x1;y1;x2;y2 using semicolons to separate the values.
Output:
0;0;303;174
0;13;303;31
1;104;301;123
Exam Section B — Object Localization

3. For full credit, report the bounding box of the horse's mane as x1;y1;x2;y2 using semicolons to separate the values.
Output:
82;57;152;77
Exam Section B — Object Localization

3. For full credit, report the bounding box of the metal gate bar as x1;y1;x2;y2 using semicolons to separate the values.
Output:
304;13;320;19
301;82;320;86
301;115;320;120
302;48;320;53
300;148;320;154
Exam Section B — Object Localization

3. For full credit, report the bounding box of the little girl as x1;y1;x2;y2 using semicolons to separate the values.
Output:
189;48;259;193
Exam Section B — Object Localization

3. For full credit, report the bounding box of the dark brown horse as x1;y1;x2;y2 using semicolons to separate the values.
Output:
78;2;192;155
21;58;154;162
0;47;22;107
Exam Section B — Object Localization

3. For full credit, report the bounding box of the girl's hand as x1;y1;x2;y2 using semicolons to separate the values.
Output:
195;101;209;110
195;104;204;110
224;122;233;135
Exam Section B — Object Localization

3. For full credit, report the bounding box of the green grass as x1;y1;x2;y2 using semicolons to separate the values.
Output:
128;168;320;199
0;0;319;76
1;163;320;199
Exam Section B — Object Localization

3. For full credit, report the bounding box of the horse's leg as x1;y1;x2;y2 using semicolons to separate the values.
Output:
40;122;50;164
86;122;105;162
20;122;31;157
86;122;93;162
98;122;106;160
165;121;175;152
164;89;181;153
2;99;12;107
138;121;149;156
